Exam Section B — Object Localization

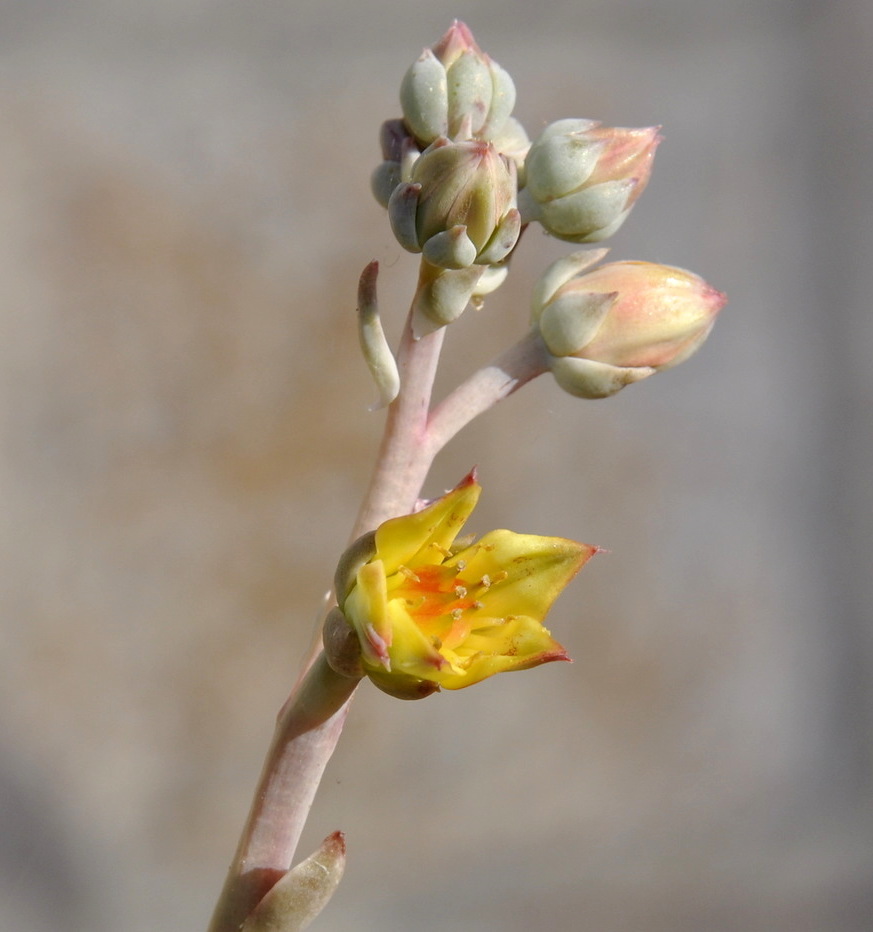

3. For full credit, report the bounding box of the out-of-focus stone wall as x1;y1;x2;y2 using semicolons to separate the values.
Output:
1;3;871;930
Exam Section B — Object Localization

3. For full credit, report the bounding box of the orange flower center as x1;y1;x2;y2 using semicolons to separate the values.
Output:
390;563;480;647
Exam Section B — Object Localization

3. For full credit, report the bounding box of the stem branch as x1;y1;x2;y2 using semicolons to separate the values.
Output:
425;328;548;454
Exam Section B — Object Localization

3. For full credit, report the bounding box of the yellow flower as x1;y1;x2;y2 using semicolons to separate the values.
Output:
335;475;596;697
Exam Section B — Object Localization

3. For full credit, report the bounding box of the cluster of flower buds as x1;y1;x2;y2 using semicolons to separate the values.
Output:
368;19;724;396
531;251;726;398
371;21;533;332
370;22;684;340
370;19;530;208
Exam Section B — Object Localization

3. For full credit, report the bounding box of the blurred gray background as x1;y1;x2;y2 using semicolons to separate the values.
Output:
2;1;871;930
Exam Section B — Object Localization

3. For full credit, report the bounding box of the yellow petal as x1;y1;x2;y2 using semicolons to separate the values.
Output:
381;597;452;677
346;560;392;668
440;615;569;689
374;475;481;574
340;475;597;697
448;531;595;621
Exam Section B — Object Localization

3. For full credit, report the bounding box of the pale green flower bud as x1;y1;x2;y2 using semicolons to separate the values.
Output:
384;138;521;334
520;120;661;243
532;253;726;398
400;20;517;147
388;139;520;269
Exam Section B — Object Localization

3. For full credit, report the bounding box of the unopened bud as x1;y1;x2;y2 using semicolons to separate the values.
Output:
400;20;517;147
386;138;521;331
388;139;520;268
532;255;726;398
520;120;661;242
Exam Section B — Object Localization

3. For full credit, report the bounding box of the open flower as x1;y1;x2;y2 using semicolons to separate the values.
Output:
333;474;595;697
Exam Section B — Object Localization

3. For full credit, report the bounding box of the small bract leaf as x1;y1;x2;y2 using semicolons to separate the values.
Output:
240;832;346;932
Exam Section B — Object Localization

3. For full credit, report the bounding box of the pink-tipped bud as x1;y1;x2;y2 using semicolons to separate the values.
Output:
532;255;726;398
373;23;529;213
400;21;517;147
431;19;483;66
520;119;662;243
584;125;661;209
